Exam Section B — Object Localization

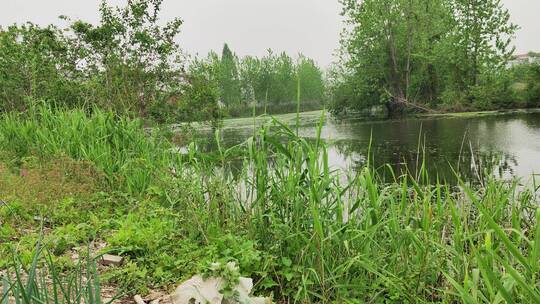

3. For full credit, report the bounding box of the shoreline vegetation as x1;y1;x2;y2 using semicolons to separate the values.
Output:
415;107;540;119
331;0;540;117
2;0;538;125
210;107;540;131
1;106;539;303
1;0;540;303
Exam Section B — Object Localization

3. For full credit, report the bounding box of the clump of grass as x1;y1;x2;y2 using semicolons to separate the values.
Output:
1;234;109;304
0;105;176;194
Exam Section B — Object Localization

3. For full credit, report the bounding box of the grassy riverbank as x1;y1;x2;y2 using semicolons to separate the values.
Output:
1;107;539;303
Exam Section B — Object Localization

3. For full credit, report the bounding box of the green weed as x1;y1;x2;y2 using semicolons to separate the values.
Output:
1;235;109;304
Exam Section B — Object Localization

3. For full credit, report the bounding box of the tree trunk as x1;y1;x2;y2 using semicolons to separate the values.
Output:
385;98;406;118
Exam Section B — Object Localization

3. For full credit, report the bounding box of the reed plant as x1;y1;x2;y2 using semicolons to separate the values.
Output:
181;114;540;302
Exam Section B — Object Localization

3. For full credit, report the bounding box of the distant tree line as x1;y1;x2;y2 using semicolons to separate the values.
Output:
331;0;540;116
2;0;536;122
190;45;326;118
0;0;326;124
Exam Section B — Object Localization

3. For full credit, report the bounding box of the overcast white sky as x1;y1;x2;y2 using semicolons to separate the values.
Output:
1;0;539;67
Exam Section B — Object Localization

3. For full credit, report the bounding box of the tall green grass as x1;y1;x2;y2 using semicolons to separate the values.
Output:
1;235;106;304
181;115;540;302
0;107;538;302
0;105;176;194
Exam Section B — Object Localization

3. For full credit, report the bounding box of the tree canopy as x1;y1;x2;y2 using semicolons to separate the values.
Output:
332;0;520;116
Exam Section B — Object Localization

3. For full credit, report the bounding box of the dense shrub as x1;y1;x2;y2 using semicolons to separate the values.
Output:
0;0;197;122
0;24;82;112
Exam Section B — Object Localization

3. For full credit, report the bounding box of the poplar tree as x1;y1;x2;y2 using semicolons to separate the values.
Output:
450;0;517;88
297;55;325;102
218;43;241;106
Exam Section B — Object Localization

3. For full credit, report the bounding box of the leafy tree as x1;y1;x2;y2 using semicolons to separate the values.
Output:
337;0;453;115
67;0;184;116
335;0;518;115
525;63;540;102
178;57;223;127
327;64;368;114
271;52;296;104
0;24;79;112
236;49;326;109
0;0;189;120
297;55;325;102
218;43;241;106
449;0;517;88
238;56;260;103
508;62;540;105
252;49;276;104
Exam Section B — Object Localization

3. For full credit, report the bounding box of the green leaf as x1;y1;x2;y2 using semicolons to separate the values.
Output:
281;257;292;267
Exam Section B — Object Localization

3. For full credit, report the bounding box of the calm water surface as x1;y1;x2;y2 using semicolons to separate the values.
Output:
203;111;540;183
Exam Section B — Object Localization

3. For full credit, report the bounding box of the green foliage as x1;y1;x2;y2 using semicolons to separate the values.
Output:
519;63;540;103
297;55;325;102
2;1;538;302
67;0;184;116
449;0;517;83
0;0;189;120
327;65;380;114
270;52;297;104
202;262;241;299
175;56;225;126
218;44;242;106
0;24;80;112
199;48;326;117
1;109;539;302
0;2;326;122
1;238;107;304
177;116;540;302
108;208;177;257
47;224;96;256
0;106;174;194
333;0;520;115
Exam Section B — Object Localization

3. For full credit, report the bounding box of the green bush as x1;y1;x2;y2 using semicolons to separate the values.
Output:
0;24;83;112
525;64;540;103
0;0;184;119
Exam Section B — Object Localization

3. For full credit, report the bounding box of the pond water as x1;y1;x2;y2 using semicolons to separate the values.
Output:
200;110;540;183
